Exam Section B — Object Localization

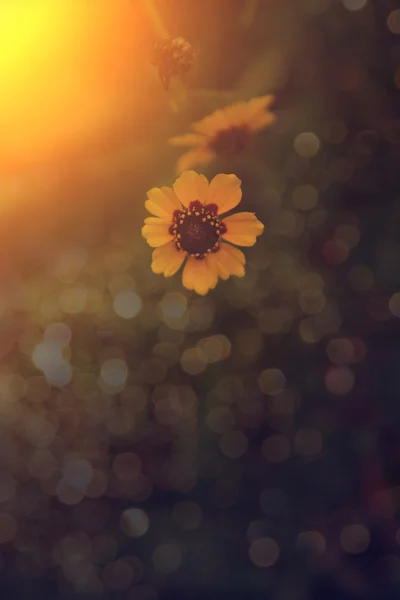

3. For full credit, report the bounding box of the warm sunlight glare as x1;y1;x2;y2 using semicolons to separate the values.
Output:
0;0;137;163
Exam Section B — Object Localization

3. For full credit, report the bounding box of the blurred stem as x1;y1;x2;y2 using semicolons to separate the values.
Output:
240;0;259;28
141;0;169;39
169;79;188;113
169;99;179;113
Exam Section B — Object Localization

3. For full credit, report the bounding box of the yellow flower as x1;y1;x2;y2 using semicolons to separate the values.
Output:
142;171;264;296
170;95;276;173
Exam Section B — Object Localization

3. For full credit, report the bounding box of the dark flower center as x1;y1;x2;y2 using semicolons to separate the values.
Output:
169;201;227;259
209;125;250;157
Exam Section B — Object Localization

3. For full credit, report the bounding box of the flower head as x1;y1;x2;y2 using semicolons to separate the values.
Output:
150;36;195;90
142;171;264;295
170;95;276;173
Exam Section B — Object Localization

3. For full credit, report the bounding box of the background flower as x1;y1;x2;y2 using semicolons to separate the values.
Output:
150;36;195;90
170;95;276;172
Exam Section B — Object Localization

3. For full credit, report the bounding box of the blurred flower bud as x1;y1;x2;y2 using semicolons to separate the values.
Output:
151;37;194;90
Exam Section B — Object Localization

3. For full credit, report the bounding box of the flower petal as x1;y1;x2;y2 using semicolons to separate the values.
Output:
176;148;215;174
191;96;276;137
221;97;275;130
218;101;254;126
144;216;170;225
249;111;277;131
192;109;230;136
169;133;206;146
206;173;242;215
145;186;181;219
151;242;186;277
248;94;275;113
211;243;246;280
222;212;264;246
142;218;173;248
182;256;218;295
173;170;209;206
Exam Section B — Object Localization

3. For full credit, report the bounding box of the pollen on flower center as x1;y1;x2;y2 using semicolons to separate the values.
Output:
169;200;227;259
209;125;251;157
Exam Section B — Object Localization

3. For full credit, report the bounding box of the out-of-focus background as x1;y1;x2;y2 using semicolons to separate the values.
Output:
0;1;400;598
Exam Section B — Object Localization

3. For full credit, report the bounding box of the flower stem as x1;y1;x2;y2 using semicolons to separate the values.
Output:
169;79;188;113
241;0;259;28
141;0;169;39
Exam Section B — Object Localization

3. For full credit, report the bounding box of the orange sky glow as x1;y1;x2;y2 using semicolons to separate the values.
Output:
0;0;141;165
